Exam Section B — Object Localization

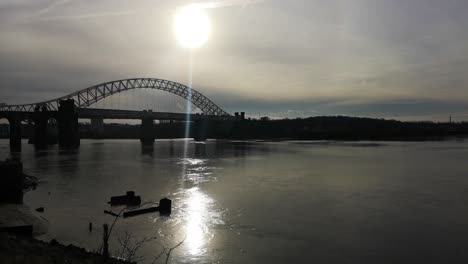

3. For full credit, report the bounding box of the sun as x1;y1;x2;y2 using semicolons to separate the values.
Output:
174;5;210;49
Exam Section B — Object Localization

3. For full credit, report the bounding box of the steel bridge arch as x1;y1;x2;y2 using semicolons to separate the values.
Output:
0;78;230;116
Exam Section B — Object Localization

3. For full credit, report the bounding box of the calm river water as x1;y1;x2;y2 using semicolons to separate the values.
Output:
1;139;468;263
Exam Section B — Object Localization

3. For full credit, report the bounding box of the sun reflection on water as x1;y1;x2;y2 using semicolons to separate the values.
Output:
185;187;209;255
178;187;224;258
176;157;224;258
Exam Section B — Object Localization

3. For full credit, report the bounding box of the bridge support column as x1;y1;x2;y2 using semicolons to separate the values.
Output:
30;107;49;148
8;117;22;152
193;120;209;141
90;118;104;138
230;112;247;139
140;118;155;145
167;120;178;139
57;99;80;149
217;120;235;139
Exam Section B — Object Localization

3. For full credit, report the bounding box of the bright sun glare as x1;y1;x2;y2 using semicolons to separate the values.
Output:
175;5;210;49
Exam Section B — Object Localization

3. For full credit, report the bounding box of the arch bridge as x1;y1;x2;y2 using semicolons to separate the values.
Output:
0;78;245;151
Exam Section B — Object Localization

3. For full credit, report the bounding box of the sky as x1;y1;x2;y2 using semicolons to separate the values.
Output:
1;0;468;121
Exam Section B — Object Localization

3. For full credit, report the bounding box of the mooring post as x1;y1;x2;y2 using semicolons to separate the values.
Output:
159;197;172;216
102;223;109;260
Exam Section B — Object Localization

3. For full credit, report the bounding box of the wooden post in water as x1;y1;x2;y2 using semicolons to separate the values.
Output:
103;224;109;260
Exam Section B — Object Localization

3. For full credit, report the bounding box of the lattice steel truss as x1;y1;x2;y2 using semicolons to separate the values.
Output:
0;78;230;116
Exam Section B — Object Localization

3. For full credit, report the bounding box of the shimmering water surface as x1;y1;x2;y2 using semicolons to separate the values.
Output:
2;139;468;263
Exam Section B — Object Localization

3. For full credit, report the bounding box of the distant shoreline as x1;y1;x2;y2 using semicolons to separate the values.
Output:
1;136;466;142
0;116;467;142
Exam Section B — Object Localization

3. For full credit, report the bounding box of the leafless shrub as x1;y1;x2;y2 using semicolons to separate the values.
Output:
116;231;186;264
117;231;158;263
150;236;186;264
101;202;186;263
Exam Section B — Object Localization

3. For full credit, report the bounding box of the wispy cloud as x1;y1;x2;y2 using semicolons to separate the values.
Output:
32;10;137;22
190;0;265;9
35;0;71;16
0;0;30;7
21;0;139;23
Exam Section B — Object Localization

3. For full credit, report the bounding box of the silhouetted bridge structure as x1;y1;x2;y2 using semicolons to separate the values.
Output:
0;78;245;151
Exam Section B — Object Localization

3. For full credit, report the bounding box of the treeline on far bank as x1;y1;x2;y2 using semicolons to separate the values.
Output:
229;116;468;140
1;116;467;141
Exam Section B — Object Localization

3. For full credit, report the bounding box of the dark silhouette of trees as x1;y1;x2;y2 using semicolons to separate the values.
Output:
230;116;468;140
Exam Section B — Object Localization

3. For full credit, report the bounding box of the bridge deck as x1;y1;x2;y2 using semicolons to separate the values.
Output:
0;108;238;121
77;108;237;121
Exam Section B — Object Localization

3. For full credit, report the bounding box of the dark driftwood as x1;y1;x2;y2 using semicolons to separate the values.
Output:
123;206;160;218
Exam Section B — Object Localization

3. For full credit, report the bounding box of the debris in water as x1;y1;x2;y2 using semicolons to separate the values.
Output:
123;206;160;218
122;198;172;218
104;210;120;217
108;191;141;207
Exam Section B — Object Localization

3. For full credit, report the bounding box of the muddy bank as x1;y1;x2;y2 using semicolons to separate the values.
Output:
0;159;130;263
0;234;133;264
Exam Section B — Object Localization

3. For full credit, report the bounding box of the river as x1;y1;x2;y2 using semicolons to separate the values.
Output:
1;139;468;263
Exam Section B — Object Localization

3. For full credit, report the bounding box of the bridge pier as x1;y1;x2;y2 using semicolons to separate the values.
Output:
167;120;179;139
193;120;209;141
90;118;104;138
30;106;49;148
57;99;80;149
8;117;22;152
230;112;247;139
140;118;155;145
192;119;238;141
